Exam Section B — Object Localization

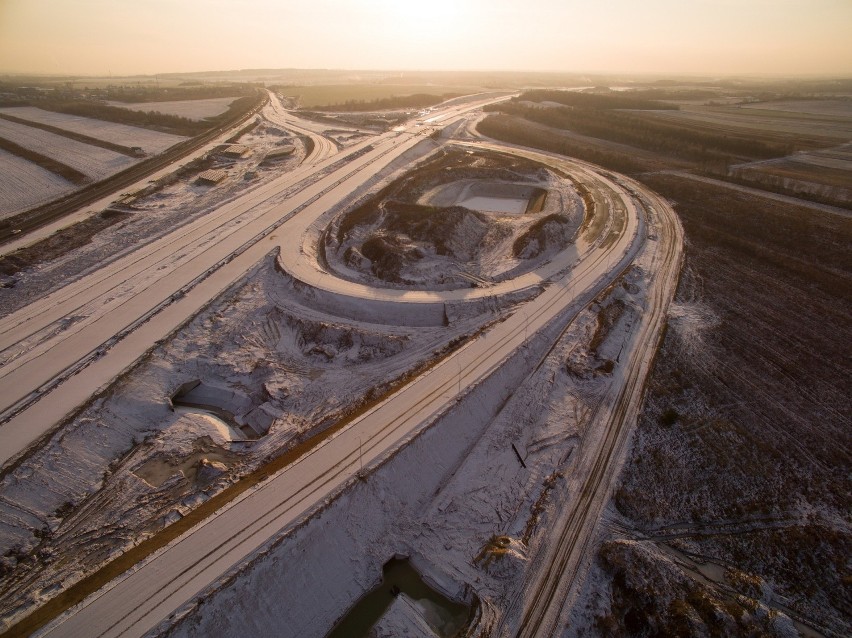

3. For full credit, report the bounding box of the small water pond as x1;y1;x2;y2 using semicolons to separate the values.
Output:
459;194;530;215
326;558;470;638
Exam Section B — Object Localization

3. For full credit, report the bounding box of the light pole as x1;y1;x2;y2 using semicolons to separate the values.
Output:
457;354;462;395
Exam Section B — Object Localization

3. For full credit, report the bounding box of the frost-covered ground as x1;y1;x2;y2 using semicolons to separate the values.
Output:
107;97;237;121
155;247;658;638
0;107;186;154
0;114;310;316
0;254;494;628
0;148;74;219
325;147;582;290
0;118;136;181
563;175;851;637
0;113;499;629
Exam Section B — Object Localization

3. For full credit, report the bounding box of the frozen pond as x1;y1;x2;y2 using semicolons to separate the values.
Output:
458;194;529;215
420;179;548;216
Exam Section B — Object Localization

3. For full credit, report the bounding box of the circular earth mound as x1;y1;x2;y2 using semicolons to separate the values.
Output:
324;148;584;290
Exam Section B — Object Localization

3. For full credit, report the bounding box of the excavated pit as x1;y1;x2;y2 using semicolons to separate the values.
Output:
325;148;582;290
170;380;272;440
421;180;547;216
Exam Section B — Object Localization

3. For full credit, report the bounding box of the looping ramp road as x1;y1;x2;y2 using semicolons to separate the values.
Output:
0;93;504;469
0;93;682;638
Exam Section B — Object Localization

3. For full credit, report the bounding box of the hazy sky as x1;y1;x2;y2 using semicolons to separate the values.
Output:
1;0;850;77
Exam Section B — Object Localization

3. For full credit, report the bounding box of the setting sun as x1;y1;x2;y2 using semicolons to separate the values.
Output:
377;0;479;45
2;0;851;75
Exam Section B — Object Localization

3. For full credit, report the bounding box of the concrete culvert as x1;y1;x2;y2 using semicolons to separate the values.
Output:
170;380;274;439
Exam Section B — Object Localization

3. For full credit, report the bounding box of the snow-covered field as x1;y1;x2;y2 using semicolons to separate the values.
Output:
0;110;308;317
108;97;237;121
0;107;186;154
0;255;490;628
0;148;74;219
0;118;136;181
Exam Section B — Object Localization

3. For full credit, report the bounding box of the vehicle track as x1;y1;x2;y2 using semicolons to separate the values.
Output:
507;182;682;637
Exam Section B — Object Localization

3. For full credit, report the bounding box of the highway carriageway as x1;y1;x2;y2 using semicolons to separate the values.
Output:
0;94;511;470
34;141;644;638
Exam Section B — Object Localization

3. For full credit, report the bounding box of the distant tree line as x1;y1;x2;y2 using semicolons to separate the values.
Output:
39;102;209;136
484;101;793;163
35;94;259;137
315;93;458;112
104;84;257;103
517;90;678;111
476;114;645;174
0;135;88;184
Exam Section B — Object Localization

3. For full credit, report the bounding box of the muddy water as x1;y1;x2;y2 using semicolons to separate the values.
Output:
325;558;469;638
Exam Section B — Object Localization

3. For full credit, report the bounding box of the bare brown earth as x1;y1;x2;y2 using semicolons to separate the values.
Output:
586;175;852;636
476;95;851;635
328;148;575;288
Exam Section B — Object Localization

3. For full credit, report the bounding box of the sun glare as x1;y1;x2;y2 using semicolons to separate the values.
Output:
376;0;477;47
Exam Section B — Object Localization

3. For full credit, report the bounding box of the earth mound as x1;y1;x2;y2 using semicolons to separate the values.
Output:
326;149;583;289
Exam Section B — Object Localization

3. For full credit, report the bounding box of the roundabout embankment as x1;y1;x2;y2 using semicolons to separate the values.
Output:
274;142;640;326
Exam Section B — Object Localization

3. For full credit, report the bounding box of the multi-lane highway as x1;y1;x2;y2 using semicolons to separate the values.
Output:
0;90;682;638
0;94;505;469
0;92;269;249
264;91;339;164
0;91;330;260
32;134;653;638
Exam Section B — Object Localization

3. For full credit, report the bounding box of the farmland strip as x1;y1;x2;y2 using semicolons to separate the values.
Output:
0;136;88;185
0;113;141;158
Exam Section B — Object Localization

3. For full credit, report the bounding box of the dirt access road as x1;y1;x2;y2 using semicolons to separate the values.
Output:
437;140;683;636
509;175;682;638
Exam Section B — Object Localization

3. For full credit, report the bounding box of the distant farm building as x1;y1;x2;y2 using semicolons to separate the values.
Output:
196;169;227;185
